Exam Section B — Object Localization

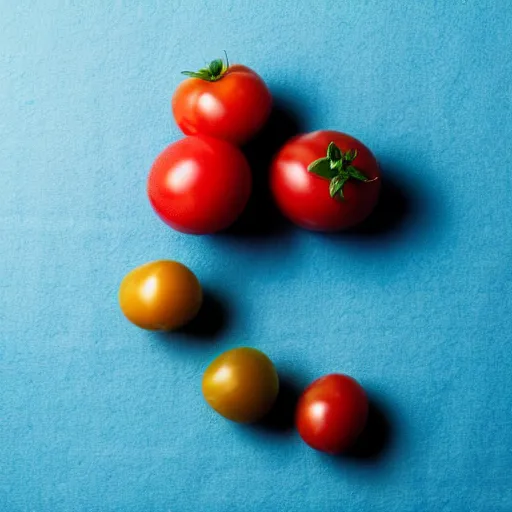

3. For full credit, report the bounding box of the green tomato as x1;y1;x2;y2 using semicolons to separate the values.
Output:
202;347;279;423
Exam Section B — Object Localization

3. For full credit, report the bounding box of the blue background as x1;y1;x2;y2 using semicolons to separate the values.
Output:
1;1;511;511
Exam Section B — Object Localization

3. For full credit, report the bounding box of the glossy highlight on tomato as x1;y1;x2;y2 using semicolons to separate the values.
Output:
202;347;279;423
296;373;368;454
147;135;252;234
271;130;381;231
119;260;202;331
172;57;272;145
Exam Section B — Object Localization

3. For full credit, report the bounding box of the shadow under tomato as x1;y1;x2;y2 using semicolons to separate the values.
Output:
315;396;395;471
243;371;305;436
346;172;411;237
343;398;393;461
337;160;434;245
221;98;304;238
154;289;229;343
259;375;302;433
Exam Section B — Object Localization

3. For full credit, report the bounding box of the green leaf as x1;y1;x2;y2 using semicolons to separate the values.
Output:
308;157;337;179
327;142;342;162
344;149;358;162
209;59;224;77
181;70;210;79
181;54;230;82
347;165;369;182
329;175;348;199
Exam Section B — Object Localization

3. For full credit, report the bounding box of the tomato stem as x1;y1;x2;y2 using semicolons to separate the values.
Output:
307;142;376;201
181;52;230;82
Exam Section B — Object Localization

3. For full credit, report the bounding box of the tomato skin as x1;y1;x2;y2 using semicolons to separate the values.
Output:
202;347;279;424
172;65;272;145
147;135;252;234
270;130;381;231
119;260;202;331
296;374;368;454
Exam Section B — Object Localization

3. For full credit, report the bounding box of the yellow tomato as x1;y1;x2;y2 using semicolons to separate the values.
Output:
202;347;279;423
119;260;202;331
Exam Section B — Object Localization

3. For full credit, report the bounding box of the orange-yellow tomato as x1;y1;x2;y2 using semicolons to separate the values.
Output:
202;347;279;423
119;260;202;331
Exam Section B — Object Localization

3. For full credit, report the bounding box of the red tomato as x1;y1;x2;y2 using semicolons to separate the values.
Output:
296;374;368;454
147;135;252;234
172;56;272;145
270;130;381;231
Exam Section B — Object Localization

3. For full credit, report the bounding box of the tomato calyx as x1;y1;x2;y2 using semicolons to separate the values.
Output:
181;52;230;82
307;142;376;200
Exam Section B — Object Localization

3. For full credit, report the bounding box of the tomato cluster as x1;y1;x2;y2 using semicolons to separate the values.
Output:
147;54;380;234
148;57;271;235
119;55;383;455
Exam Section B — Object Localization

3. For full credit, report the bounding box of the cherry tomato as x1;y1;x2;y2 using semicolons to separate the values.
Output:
202;347;279;423
147;135;252;234
172;55;272;145
270;130;381;231
119;260;202;331
296;374;368;454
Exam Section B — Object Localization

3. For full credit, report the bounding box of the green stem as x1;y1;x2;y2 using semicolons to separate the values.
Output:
181;52;230;82
307;141;376;200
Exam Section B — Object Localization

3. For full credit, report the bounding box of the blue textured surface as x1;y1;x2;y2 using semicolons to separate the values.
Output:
1;1;512;511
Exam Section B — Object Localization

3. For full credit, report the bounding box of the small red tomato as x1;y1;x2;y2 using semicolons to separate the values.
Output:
270;130;381;231
147;135;252;234
172;55;272;145
296;374;368;454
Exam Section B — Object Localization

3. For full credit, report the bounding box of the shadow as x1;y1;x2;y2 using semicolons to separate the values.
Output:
344;171;412;237
256;375;302;433
221;99;304;238
156;289;228;342
314;160;437;254
342;399;393;461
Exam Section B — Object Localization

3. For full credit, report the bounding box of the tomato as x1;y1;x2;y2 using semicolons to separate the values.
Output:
270;130;381;231
147;135;252;234
119;260;202;331
296;374;368;454
172;55;272;145
202;347;279;423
